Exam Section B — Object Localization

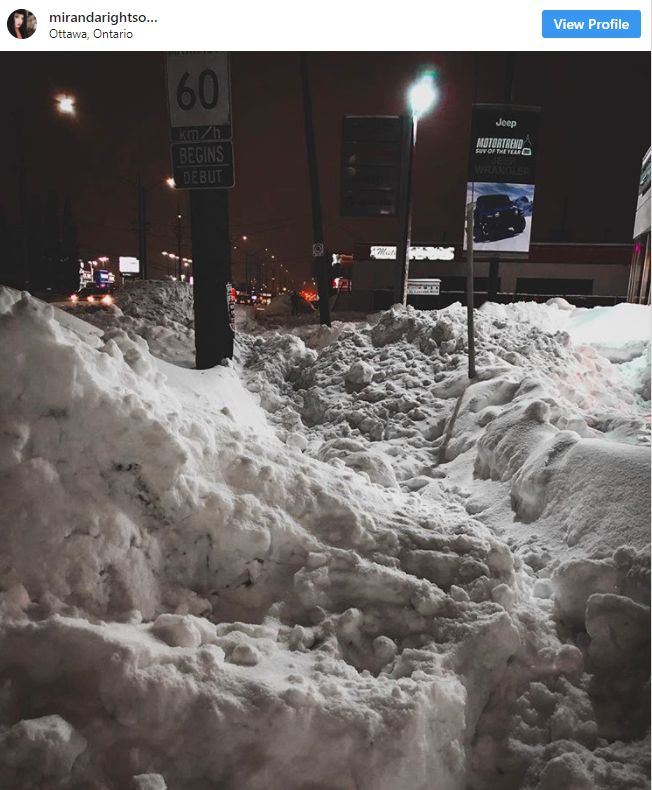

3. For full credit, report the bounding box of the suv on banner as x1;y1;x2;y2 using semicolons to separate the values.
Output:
474;194;527;242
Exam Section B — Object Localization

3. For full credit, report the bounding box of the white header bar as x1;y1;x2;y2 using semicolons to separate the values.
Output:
2;0;650;52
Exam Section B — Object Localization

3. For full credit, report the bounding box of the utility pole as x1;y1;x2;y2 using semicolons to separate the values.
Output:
137;176;147;280
465;202;476;379
190;190;233;367
300;53;331;327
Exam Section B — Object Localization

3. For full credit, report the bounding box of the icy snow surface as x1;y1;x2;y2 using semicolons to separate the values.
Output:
0;282;649;790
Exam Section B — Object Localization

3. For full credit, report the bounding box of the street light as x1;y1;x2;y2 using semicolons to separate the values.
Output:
407;71;438;124
165;178;184;278
395;69;439;305
55;94;76;117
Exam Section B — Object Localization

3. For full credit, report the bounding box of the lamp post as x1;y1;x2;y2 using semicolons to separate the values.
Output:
394;71;438;306
166;178;184;279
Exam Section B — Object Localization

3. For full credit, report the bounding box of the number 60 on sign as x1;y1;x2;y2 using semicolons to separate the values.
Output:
166;52;235;189
166;52;231;132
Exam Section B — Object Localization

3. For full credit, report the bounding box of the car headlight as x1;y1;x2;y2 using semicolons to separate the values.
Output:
87;295;95;303
494;212;500;218
70;294;78;303
101;295;113;306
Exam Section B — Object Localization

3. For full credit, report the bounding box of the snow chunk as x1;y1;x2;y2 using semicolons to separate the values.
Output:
133;774;167;790
552;559;620;627
345;360;375;391
151;614;203;648
585;593;650;670
0;715;86;782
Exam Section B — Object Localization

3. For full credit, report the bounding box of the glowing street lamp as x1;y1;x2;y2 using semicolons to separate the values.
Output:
55;94;76;116
395;69;439;305
407;71;438;125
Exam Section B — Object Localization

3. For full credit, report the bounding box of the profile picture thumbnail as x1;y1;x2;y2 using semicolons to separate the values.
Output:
7;9;37;39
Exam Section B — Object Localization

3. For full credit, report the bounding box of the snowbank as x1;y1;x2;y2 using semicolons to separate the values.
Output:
65;279;195;366
237;298;650;789
566;302;650;363
0;289;527;789
265;293;315;316
0;287;649;789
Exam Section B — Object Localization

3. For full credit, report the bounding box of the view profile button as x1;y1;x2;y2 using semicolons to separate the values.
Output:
542;10;641;37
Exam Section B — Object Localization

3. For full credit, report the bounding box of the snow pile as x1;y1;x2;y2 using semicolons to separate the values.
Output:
66;279;195;365
238;299;650;788
483;299;650;369
1;288;530;789
0;287;649;789
566;302;650;364
241;302;649;556
265;292;315;316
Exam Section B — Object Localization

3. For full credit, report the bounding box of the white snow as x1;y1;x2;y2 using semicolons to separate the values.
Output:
0;283;649;789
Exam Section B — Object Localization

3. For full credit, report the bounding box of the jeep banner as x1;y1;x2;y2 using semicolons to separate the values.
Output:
464;103;541;254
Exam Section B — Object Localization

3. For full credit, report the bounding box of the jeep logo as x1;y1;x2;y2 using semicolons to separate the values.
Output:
496;118;517;128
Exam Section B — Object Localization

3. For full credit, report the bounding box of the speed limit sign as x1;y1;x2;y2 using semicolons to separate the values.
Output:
167;52;234;189
167;52;231;137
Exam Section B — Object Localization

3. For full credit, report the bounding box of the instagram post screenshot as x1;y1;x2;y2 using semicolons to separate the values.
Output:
0;3;650;789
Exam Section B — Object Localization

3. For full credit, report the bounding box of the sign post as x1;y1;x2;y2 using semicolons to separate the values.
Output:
465;203;476;380
166;52;235;368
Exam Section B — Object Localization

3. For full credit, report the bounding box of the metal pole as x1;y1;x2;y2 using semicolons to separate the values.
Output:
300;52;331;327
176;200;182;278
466;202;476;379
190;189;233;368
138;177;147;280
394;115;415;306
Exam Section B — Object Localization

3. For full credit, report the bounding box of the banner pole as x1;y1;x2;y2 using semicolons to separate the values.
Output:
465;202;476;380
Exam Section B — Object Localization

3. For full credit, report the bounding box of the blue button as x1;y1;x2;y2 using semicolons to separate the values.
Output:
542;10;641;37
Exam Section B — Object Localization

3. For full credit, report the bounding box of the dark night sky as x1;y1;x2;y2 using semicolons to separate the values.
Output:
1;51;649;283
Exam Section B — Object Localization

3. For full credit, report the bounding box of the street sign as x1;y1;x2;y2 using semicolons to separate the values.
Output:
167;52;234;190
407;278;441;296
171;125;231;143
166;52;235;368
167;52;231;130
171;140;234;189
340;116;407;217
